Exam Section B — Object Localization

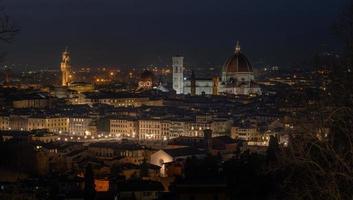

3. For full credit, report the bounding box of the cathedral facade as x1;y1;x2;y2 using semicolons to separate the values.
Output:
173;42;262;96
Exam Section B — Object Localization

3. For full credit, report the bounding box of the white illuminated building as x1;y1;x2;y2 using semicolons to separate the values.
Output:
173;42;262;96
172;56;184;94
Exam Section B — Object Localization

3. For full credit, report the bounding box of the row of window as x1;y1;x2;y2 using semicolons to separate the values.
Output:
140;129;161;134
111;124;132;128
99;99;137;103
94;150;137;157
29;123;67;127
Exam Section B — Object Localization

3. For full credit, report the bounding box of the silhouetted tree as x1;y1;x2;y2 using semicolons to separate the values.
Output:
0;16;17;43
332;0;353;106
0;5;18;61
334;1;353;63
111;164;123;178
268;2;353;199
84;164;96;200
183;155;221;182
140;158;149;178
266;135;280;164
224;151;271;200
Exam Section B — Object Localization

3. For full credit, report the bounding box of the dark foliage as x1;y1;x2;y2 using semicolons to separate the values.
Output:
83;164;96;200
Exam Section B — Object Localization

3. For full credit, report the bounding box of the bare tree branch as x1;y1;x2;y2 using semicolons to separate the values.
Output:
0;14;18;43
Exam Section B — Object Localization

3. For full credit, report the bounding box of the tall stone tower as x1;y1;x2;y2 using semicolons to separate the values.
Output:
60;48;72;86
172;56;184;94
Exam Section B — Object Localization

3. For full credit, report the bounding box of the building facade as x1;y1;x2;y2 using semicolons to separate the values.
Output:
68;117;92;136
173;42;262;96
138;119;162;140
110;118;138;139
0;115;10;130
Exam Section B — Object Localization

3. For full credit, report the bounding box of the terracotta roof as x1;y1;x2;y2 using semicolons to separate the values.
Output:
223;52;253;73
164;147;204;157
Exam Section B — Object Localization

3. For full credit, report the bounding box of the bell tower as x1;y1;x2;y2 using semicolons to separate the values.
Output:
172;56;184;94
60;47;72;86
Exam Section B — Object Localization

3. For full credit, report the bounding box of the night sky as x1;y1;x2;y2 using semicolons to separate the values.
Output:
1;0;349;69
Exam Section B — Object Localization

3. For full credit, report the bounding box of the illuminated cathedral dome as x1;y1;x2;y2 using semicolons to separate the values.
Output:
140;70;154;81
138;70;155;91
223;41;253;73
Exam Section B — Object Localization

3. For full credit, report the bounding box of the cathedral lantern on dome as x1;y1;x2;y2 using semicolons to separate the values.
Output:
60;47;72;86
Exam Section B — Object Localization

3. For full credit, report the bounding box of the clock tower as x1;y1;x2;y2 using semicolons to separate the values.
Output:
60;47;72;86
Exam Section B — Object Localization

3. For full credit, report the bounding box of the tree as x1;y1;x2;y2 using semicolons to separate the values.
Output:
140;158;149;178
268;2;353;199
332;0;353;106
0;4;18;62
334;1;353;62
223;151;271;200
266;135;280;164
84;164;96;200
0;11;18;43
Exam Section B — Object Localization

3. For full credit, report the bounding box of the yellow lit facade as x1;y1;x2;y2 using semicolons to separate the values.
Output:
0;116;10;130
138;120;162;140
60;48;72;86
97;97;149;107
28;117;69;133
68;117;93;136
13;98;50;109
110;119;138;138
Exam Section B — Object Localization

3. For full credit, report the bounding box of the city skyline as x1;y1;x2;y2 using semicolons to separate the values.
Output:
1;0;349;68
0;1;353;199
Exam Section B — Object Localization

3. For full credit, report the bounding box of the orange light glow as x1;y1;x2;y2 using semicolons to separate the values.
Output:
95;179;109;192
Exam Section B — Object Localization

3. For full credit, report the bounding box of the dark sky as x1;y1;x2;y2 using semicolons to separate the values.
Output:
1;0;349;69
